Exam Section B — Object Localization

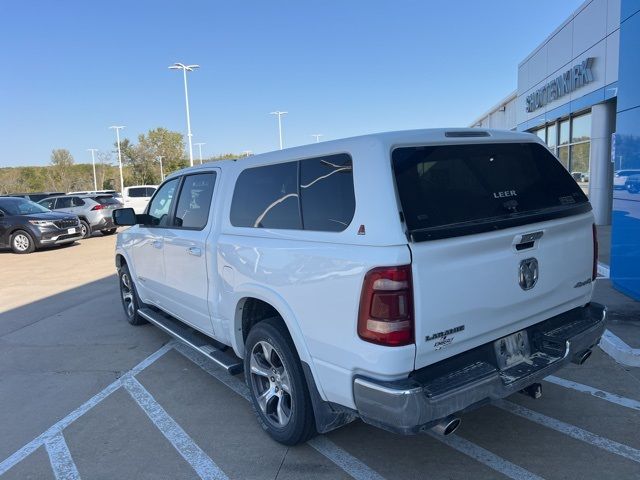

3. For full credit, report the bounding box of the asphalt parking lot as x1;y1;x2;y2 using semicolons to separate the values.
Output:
1;236;640;479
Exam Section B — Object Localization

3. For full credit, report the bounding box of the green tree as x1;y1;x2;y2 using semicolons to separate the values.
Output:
119;128;186;185
48;149;75;192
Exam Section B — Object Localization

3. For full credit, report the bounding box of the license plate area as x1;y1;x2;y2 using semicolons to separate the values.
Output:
68;228;77;234
494;330;531;370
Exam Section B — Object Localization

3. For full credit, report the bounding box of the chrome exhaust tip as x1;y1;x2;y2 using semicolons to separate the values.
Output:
572;349;592;365
431;416;461;436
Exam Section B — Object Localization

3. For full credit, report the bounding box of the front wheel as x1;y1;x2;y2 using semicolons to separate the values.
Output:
629;184;640;194
11;230;35;254
244;318;316;445
118;264;147;325
102;228;117;235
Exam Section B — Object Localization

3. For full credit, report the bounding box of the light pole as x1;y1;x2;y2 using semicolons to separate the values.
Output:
109;126;125;193
169;62;199;166
270;111;288;150
87;148;98;191
312;134;323;143
194;142;205;164
242;150;253;157
158;156;164;181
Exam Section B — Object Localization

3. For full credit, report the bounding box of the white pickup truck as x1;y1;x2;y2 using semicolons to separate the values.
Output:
113;129;606;445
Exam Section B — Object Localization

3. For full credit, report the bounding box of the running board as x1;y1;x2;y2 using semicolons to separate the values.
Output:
138;307;244;375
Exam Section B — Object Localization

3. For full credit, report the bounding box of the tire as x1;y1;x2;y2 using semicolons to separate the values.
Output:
118;263;148;326
79;220;91;239
244;318;316;445
102;228;117;235
629;184;639;194
10;230;36;254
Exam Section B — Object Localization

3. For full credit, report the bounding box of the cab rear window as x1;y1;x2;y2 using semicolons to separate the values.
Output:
392;142;590;241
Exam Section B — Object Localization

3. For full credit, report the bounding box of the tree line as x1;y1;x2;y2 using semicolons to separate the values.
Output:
0;127;244;194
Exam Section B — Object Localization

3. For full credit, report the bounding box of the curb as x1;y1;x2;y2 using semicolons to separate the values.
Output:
597;262;610;278
599;329;640;367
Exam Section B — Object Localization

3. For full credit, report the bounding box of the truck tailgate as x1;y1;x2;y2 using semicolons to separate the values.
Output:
410;213;594;370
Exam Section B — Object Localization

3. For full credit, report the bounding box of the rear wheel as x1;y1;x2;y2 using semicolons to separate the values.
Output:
245;318;316;445
79;220;91;239
11;230;35;254
118;264;147;325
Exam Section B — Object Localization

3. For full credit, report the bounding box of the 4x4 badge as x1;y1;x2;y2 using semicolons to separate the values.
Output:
519;258;539;290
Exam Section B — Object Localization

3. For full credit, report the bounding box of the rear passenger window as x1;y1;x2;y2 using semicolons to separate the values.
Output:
231;162;301;229
173;173;216;229
56;197;72;208
72;197;85;206
230;155;356;231
300;154;354;231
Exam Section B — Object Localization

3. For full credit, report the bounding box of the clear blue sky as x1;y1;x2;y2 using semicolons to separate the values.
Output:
0;0;584;167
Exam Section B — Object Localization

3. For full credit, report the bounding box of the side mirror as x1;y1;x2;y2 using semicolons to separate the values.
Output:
113;208;137;226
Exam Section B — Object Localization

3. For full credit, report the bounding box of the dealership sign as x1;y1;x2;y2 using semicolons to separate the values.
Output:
526;57;595;113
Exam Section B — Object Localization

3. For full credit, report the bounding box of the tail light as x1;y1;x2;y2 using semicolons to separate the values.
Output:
91;204;105;211
592;223;598;281
358;265;414;346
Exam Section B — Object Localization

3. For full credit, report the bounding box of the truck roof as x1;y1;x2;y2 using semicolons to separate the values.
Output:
171;128;538;177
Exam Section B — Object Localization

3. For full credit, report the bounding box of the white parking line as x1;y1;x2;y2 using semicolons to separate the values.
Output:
428;433;545;480
545;375;640;411
495;400;640;464
176;344;548;480
174;344;386;480
0;342;174;476
307;436;386;480
123;376;228;480
44;432;81;480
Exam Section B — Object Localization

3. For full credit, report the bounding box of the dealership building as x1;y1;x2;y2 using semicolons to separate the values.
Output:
471;0;640;300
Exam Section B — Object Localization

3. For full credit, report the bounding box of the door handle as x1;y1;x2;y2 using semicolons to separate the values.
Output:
187;247;202;257
152;239;163;249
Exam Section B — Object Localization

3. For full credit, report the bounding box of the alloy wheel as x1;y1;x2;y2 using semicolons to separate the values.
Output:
120;272;135;318
13;234;30;252
249;340;293;427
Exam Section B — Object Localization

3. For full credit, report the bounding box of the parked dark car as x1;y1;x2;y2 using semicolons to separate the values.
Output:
0;196;82;253
625;174;640;194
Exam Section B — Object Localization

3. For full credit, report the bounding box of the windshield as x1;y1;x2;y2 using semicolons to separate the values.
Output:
0;198;51;216
392;142;590;240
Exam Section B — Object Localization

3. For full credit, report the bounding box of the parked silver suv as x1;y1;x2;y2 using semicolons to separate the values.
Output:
39;195;119;238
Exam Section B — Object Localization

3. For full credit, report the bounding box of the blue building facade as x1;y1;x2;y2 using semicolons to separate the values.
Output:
611;0;640;299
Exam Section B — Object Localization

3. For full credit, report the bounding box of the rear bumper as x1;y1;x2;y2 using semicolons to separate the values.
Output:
353;302;606;434
91;216;115;231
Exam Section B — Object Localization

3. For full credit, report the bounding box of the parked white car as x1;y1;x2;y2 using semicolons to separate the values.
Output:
113;129;606;445
122;185;157;214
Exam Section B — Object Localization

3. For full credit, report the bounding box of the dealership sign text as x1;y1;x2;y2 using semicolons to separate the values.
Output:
526;57;595;113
